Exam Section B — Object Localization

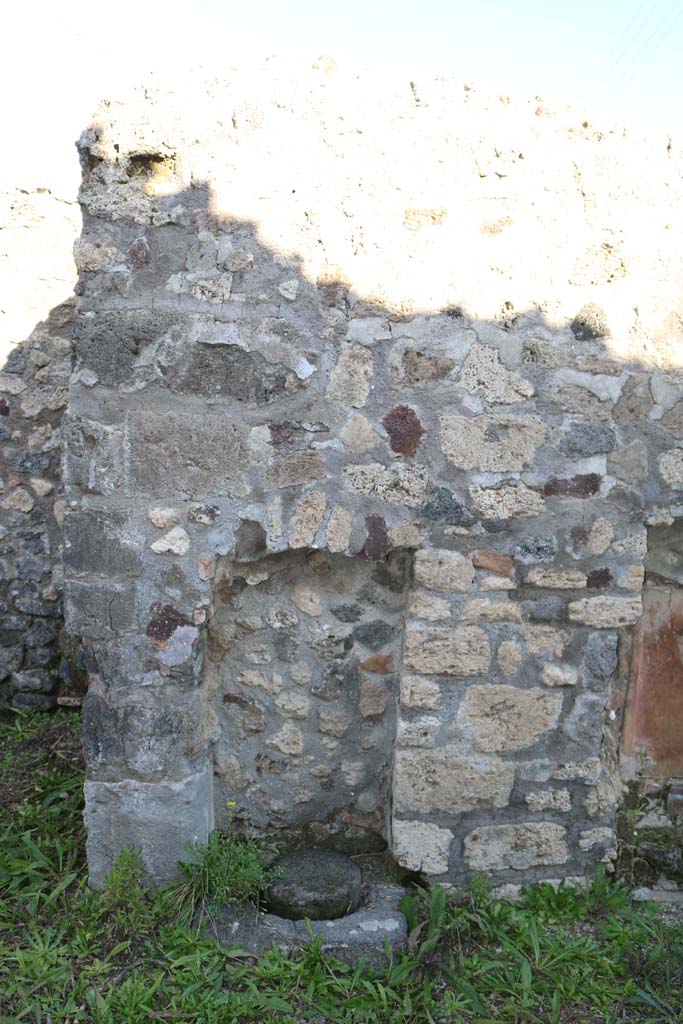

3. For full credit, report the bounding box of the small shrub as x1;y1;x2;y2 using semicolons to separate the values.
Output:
170;827;278;922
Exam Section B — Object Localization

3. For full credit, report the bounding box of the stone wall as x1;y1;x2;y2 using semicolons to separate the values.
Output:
0;184;80;707
59;64;683;889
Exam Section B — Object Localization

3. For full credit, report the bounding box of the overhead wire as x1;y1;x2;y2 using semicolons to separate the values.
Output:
601;0;666;73
620;0;683;81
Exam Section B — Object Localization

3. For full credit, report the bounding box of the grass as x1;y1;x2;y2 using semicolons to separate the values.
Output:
0;709;682;1023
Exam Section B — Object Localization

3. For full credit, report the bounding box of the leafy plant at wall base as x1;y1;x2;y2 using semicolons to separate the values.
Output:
169;826;279;924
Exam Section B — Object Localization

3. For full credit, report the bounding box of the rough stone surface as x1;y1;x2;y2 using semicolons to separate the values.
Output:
210;883;407;968
464;823;569;871
267;848;363;921
16;62;682;890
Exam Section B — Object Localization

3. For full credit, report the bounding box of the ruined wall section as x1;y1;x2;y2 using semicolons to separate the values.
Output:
63;67;683;889
0;186;80;707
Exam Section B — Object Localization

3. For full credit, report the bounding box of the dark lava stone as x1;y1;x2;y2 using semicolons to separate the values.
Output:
266;848;363;921
352;620;396;650
421;487;475;526
515;535;558;564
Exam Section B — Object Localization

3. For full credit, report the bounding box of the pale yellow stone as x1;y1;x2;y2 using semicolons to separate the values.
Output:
480;574;517;591
658;448;683;485
409;590;451;621
291;584;322;617
526;789;571;812
397;716;441;747
400;675;441;709
568;596;642;627
327;343;373;407
542;663;578;687
274;691;311;719
586;517;614;555
404;626;490;676
460;598;523;623
458;343;534;404
497;641;522;676
339;413;380;452
239;669;281;693
553;758;601;782
522;625;570;656
464;822;569;870
148;507;180;528
150;526;190;555
526;568;587;589
470;482;545;520
414;549;474;591
2;488;34;512
441;414;545;471
325;505;352;553
29;478;53;497
317;708;352;737
392;819;453;874
290;490;326;547
388;521;423;548
266;722;304;755
393;747;514;813
343;462;430;507
456;685;562;752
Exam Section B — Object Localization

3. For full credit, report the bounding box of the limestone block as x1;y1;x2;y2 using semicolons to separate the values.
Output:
392;819;453;874
658;448;683;486
290;491;326;547
266;722;304;754
464;822;569;871
359;678;389;718
403;626;490;675
526;568;587;589
568;596;642;627
84;769;213;888
414;549;474;591
326;506;353;552
339;413;380;452
441;414;545;471
526;788;572;812
408;590;451;621
393;747;514;813
399;675;441;709
542;663;578;687
397;716;441;747
456;685;562;752
343;462;430;507
497;641;522;676
151;526;190;555
459;598;523;623
458;343;533;404
327;344;373;407
470;482;545;519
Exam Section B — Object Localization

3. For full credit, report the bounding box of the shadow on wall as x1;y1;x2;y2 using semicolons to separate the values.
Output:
58;105;683;890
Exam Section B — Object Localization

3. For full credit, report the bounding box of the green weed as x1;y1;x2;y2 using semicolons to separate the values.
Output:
1;710;682;1023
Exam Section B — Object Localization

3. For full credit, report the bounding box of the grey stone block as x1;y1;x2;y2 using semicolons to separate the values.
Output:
209;884;408;968
64;579;135;637
84;768;213;888
74;309;181;386
63;509;142;577
125;408;248;499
